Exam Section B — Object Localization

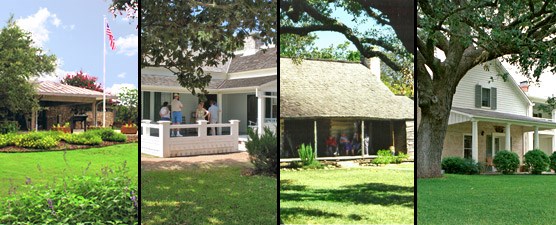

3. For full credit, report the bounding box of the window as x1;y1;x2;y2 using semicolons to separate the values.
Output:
463;135;472;159
481;88;490;107
533;113;542;118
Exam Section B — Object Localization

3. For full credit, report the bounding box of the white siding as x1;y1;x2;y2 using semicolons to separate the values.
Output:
452;62;529;116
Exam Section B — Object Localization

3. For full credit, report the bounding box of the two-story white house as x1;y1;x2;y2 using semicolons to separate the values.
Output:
439;60;556;167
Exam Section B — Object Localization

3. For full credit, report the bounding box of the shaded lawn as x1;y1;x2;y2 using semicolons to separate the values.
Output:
141;165;277;225
280;165;414;224
0;143;138;197
418;174;556;225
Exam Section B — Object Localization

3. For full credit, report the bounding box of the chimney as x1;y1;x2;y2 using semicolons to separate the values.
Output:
242;36;261;56
519;81;529;92
360;56;381;81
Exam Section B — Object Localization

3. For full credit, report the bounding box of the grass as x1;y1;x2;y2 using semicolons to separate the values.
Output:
0;143;138;198
418;174;556;225
280;164;414;224
141;165;277;224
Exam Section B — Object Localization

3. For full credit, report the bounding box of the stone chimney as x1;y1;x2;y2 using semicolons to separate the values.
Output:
360;56;381;81
519;81;529;92
242;36;262;56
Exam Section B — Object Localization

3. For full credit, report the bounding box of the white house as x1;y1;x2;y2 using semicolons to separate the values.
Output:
437;60;556;167
140;38;277;136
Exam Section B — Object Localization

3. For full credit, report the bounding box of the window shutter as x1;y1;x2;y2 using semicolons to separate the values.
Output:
475;85;482;108
491;87;497;110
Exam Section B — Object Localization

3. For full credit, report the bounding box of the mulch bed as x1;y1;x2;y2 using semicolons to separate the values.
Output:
0;134;138;153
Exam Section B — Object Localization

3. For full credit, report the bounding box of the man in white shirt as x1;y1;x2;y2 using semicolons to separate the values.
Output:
171;94;184;137
208;100;219;135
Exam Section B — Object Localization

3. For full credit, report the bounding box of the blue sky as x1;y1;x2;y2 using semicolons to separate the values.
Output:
0;0;138;95
313;6;394;51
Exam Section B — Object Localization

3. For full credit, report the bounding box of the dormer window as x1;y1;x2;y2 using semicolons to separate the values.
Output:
475;84;497;110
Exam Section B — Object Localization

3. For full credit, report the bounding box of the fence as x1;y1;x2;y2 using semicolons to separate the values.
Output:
141;119;240;157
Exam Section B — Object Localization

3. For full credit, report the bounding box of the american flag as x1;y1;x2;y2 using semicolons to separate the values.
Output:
106;23;116;50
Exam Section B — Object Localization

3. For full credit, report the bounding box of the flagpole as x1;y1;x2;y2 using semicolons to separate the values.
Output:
103;16;106;128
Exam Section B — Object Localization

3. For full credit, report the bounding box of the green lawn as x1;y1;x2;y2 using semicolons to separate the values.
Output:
141;164;278;225
280;164;414;224
418;174;556;225
0;143;138;197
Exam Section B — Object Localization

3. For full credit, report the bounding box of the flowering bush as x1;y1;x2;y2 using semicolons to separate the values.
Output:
61;70;103;92
0;164;138;224
13;132;59;149
0;133;16;148
122;123;137;128
62;132;103;145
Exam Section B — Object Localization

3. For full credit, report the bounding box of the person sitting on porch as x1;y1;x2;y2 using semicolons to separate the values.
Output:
208;100;219;135
339;133;350;156
159;102;170;122
325;135;337;156
195;102;210;123
344;141;353;156
171;94;184;137
352;132;361;154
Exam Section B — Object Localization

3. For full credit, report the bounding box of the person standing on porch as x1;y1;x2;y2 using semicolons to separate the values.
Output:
208;100;219;135
195;102;210;123
171;94;184;137
159;102;170;121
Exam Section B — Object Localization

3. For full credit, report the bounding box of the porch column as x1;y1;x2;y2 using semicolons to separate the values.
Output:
314;120;318;157
505;123;511;152
217;93;222;135
553;109;556;152
472;120;479;162
534;126;539;149
31;110;37;131
92;101;97;127
257;90;264;136
149;91;155;121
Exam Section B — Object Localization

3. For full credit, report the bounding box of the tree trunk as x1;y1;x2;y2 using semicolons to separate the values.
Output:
417;91;454;178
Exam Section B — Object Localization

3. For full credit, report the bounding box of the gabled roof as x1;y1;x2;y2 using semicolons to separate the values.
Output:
37;81;115;100
228;48;276;73
280;58;413;120
491;60;533;106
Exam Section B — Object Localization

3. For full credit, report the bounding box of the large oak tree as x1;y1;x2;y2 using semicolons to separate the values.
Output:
417;1;556;178
140;0;276;98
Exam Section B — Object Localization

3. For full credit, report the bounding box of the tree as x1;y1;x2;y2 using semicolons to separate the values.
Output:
114;87;138;124
417;1;556;178
0;17;56;121
280;0;414;71
61;70;103;92
141;0;276;99
109;0;138;28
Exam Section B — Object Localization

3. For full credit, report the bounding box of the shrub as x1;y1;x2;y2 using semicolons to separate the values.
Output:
550;152;556;172
0;121;19;134
493;150;520;174
0;133;17;148
394;152;409;163
0;165;138;224
441;157;479;175
298;143;315;166
246;127;277;175
63;132;103;145
373;150;395;165
524;149;550;174
13;132;58;149
88;128;127;142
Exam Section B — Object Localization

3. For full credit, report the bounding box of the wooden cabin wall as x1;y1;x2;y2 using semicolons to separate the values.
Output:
394;120;407;154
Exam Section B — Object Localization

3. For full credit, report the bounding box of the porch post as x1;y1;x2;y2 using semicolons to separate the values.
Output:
217;93;222;135
534;126;539;149
505;123;511;152
31;110;37;131
92;101;97;127
553;109;556;152
158;121;171;158
361;121;365;156
257;90;264;136
390;121;395;149
314;120;318;157
472;120;479;162
149;91;155;121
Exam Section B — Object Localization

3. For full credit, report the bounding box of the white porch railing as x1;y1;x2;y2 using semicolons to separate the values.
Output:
141;119;239;157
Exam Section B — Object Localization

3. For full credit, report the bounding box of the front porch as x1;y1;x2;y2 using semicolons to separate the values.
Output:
444;107;556;165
